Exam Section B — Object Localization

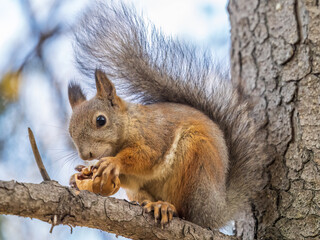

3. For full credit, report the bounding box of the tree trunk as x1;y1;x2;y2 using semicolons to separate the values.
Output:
228;0;320;239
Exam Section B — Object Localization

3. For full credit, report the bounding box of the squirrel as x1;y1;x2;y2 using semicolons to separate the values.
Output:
68;1;266;230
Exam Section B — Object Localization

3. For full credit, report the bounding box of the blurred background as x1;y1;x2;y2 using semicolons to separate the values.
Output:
0;0;230;239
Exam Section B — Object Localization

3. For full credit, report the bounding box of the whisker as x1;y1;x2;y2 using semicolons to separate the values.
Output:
38;124;70;136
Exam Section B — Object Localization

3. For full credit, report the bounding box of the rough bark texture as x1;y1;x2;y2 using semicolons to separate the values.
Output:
0;180;236;240
228;0;320;239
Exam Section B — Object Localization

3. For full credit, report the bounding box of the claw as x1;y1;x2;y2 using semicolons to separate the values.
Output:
75;165;86;172
93;159;104;170
93;165;105;180
91;158;121;196
160;204;168;228
100;169;110;191
153;204;160;222
141;200;150;207
142;201;177;227
168;208;173;221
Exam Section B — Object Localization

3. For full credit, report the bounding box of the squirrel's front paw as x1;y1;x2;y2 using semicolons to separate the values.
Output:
142;200;178;228
92;158;121;196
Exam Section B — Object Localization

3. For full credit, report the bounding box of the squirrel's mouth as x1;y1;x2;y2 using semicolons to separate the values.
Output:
96;146;113;160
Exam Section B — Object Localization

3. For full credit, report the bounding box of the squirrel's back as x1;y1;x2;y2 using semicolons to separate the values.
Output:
74;1;266;227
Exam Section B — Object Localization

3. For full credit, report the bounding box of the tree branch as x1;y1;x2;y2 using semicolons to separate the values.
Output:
0;180;236;240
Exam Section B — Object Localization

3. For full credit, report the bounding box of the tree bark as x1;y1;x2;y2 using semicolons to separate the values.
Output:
0;180;236;240
228;0;320;239
3;1;320;239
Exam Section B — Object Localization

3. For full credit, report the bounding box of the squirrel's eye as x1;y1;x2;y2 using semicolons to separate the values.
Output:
96;115;106;127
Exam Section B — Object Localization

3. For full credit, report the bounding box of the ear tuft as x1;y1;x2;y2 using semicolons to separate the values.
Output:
95;69;117;101
68;82;86;110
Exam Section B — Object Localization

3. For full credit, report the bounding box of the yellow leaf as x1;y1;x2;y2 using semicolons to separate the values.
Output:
0;70;22;102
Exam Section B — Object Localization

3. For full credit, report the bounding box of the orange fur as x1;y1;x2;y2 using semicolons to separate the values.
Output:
71;3;266;228
69;70;229;228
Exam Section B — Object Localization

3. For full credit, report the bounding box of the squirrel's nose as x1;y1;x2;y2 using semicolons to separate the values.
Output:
79;151;94;160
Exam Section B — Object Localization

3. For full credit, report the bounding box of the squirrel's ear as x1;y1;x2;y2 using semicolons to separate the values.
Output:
68;82;86;110
95;69;118;105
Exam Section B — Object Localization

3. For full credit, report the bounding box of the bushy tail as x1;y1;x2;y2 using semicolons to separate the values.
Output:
75;1;266;221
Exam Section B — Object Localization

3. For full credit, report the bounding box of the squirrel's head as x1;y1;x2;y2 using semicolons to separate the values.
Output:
68;69;127;161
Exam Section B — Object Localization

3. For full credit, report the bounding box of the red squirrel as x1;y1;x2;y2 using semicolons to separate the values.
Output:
68;2;265;229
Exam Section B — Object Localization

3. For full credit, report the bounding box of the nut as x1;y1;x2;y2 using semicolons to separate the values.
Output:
70;165;120;196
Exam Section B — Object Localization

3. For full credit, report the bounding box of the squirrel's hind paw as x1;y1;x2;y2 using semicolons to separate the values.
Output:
142;200;178;228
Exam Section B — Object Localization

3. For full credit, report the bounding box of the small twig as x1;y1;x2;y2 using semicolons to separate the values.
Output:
49;215;58;233
28;127;51;181
67;224;73;234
